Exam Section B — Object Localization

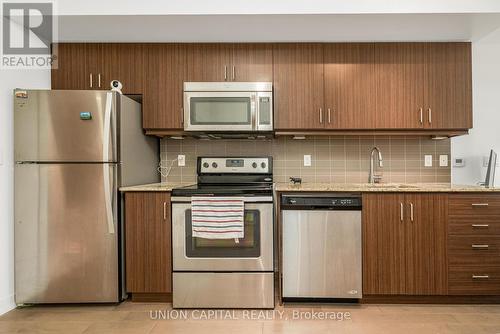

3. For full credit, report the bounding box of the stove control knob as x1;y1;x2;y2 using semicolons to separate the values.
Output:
212;162;218;168
202;162;209;168
252;162;258;168
261;162;267;169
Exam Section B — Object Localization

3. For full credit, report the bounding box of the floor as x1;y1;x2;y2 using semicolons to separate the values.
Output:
1;302;500;334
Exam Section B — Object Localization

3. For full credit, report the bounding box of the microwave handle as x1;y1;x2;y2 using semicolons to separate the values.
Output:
252;93;257;130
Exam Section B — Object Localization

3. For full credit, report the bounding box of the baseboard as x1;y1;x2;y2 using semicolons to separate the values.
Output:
0;293;16;316
361;295;500;304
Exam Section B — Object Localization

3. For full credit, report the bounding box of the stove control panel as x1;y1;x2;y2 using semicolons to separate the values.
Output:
199;157;271;174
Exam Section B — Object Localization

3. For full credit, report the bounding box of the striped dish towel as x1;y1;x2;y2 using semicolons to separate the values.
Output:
191;196;244;239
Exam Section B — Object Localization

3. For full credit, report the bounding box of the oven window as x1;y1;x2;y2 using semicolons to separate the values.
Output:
190;97;251;125
185;209;261;258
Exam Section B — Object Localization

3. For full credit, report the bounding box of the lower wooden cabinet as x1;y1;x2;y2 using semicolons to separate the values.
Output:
124;192;172;296
448;194;500;295
362;193;448;295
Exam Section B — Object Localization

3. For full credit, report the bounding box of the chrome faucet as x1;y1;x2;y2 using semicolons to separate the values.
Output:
369;147;383;184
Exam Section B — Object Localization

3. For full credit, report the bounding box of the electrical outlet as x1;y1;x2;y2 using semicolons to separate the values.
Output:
303;155;312;167
424;155;433;167
439;155;448;167
177;154;185;167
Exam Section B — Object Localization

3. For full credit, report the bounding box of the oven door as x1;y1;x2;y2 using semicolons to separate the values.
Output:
183;92;255;132
172;200;273;271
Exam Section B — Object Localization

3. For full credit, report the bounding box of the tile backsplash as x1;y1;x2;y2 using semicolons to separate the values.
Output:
160;136;451;184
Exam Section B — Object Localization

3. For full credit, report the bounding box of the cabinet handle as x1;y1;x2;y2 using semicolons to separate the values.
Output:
319;108;323;124
419;108;423;125
472;275;489;279
89;73;93;88
428;108;432;124
232;66;235;81
472;224;489;228
400;203;404;222
472;244;489;249
98;73;101;88
472;203;489;207
410;203;414;222
328;108;331;124
163;202;167;221
224;66;227;81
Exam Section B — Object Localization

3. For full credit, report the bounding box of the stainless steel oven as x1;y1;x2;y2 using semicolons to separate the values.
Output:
172;197;273;272
171;156;274;309
183;82;273;133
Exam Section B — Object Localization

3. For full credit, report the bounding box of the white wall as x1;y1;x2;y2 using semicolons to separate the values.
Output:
452;27;500;187
0;70;50;315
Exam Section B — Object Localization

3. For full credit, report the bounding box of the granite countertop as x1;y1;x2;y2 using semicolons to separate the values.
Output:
119;182;192;192
274;182;500;193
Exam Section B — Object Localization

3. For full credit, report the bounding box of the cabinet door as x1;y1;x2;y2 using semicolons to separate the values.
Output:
102;44;144;94
186;43;232;81
143;44;187;130
85;43;105;90
51;43;88;89
425;43;472;129
374;43;426;129
273;43;324;130
404;194;448;295
324;43;376;129
125;192;171;293
230;43;273;82
362;193;407;295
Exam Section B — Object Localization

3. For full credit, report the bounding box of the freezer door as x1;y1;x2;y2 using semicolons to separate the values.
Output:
15;163;119;303
14;90;117;162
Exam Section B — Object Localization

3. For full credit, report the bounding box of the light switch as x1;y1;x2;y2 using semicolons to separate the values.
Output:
439;155;448;167
424;155;433;167
177;154;185;167
303;155;312;167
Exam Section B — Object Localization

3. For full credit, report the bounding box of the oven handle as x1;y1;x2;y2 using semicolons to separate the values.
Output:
171;196;274;203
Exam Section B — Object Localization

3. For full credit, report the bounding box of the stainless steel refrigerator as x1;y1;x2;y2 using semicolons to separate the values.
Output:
14;90;159;304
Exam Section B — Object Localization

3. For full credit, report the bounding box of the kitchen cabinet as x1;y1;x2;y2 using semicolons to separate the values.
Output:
142;44;187;130
324;43;377;129
187;43;273;82
362;193;448;295
373;42;472;130
425;43;472;130
51;43;89;90
273;43;324;130
51;43;144;94
448;194;500;295
125;192;172;298
374;43;426;129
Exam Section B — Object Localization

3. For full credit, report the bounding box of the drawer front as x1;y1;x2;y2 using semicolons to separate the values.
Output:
449;194;500;216
448;216;500;236
449;266;500;295
449;236;500;266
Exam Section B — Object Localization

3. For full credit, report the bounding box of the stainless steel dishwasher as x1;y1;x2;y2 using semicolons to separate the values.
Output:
281;193;362;300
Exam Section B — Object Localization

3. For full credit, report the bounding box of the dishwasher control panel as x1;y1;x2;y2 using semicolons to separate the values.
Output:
281;194;362;210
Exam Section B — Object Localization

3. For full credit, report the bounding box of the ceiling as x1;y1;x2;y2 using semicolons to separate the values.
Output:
56;13;500;43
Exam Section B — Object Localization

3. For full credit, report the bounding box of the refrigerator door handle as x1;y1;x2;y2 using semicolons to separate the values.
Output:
103;92;115;234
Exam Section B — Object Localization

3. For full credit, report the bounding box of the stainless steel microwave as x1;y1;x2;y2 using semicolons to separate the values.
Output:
183;82;273;132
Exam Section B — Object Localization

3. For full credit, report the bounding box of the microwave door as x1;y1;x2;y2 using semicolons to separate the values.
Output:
184;92;255;132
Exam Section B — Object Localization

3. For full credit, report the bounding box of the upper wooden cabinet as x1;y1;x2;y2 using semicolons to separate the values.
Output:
187;43;273;82
324;43;377;129
51;43;143;94
143;44;187;130
273;43;324;130
363;193;448;295
52;42;472;134
424;43;472;130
